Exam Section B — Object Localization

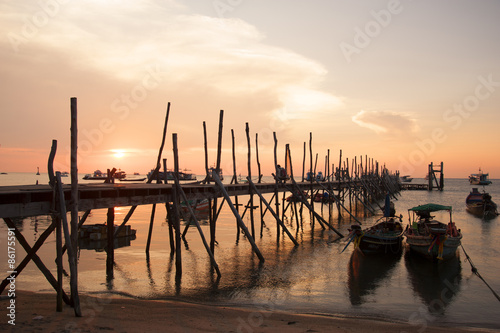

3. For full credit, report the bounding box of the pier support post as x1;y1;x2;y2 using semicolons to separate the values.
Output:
106;207;115;279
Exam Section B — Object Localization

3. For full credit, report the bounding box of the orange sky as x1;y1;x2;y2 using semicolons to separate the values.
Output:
1;1;499;178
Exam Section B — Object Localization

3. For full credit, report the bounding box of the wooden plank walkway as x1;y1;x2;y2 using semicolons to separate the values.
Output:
400;183;429;191
0;180;356;219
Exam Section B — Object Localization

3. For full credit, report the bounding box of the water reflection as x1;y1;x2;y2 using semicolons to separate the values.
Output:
404;250;462;315
347;249;402;305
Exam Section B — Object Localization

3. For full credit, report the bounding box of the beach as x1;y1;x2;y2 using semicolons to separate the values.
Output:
0;290;493;333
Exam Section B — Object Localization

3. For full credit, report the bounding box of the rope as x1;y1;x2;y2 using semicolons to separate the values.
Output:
461;244;500;302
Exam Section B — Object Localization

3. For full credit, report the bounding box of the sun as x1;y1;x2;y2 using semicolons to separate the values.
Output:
111;149;125;158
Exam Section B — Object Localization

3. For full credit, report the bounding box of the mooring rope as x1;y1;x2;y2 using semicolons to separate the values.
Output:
461;244;500;302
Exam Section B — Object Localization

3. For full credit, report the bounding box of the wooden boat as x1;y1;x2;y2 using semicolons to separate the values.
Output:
119;177;146;182
469;169;492;185
180;198;210;213
286;190;309;202
349;217;404;255
404;204;462;261
466;188;498;219
83;169;126;180
148;169;197;181
400;175;413;183
346;195;404;255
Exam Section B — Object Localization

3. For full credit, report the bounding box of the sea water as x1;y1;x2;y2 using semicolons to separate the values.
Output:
0;173;499;330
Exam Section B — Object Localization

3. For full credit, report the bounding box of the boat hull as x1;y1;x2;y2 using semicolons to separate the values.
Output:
352;218;404;255
357;234;403;254
404;233;461;261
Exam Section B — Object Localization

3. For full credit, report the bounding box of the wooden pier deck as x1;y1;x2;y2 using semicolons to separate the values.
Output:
400;183;429;191
0;180;360;219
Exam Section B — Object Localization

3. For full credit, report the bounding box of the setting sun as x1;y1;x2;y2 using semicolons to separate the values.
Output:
111;149;125;159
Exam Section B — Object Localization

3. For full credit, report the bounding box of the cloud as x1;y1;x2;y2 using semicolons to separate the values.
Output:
1;0;342;121
352;110;418;136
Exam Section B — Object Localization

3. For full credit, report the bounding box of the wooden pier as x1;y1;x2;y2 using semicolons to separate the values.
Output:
0;98;403;317
400;183;429;191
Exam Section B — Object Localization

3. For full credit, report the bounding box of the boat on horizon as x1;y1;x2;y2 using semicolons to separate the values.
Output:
148;169;197;182
466;188;498;219
469;168;492;185
404;204;462;261
400;175;413;183
83;169;126;181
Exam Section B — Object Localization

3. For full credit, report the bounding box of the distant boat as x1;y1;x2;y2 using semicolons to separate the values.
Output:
466;188;498;219
148;169;197;182
83;169;126;180
469;168;492;185
61;171;69;177
36;167;40;175
206;167;223;182
400;175;413;183
119;177;146;182
0;172;7;175
404;204;462;261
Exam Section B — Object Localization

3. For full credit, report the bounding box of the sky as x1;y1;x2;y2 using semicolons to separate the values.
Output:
1;0;499;178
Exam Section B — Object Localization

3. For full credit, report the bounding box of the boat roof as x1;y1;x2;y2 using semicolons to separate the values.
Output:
408;203;452;212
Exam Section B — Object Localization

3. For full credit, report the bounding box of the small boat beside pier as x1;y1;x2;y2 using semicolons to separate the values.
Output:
466;188;498;219
404;204;462;261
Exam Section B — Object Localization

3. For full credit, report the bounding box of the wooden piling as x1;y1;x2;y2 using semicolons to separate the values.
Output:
106;207;115;278
56;172;81;316
245;123;255;238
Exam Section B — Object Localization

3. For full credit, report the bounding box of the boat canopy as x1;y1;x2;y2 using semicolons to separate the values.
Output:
408;203;452;212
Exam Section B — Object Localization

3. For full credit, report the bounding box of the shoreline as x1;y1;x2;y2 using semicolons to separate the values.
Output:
0;290;495;332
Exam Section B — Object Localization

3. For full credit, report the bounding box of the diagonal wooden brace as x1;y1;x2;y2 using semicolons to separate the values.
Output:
1;218;71;305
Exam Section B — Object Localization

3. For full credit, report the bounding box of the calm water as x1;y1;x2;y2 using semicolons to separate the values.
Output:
1;173;499;330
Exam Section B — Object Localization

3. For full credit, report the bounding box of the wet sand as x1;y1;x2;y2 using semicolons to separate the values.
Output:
0;291;494;333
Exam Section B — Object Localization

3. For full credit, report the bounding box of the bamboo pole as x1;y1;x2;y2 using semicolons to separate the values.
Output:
247;178;298;246
106;207;115;278
55;213;63;311
56;172;81;316
212;172;265;262
231;129;241;240
245;123;255;238
273;132;280;241
70;97;78;259
1;218;71;305
173;133;221;277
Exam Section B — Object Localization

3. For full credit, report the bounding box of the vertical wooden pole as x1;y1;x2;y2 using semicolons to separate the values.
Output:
309;133;315;226
273;132;280;241
231;129;241;241
428;162;433;191
172;133;183;276
302;142;306;182
70;97;79;263
440;161;444;191
56;172;81;316
145;204;156;253
256;133;264;236
106;207;115;278
55;214;63;312
245;123;255;238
